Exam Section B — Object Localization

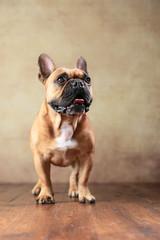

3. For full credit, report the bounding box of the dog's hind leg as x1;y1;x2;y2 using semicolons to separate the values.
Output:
68;161;79;198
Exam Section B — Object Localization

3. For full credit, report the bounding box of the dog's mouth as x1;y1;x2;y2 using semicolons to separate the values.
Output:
49;97;91;116
73;99;85;104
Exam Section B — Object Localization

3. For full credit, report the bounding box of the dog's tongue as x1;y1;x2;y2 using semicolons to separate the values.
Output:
73;99;85;104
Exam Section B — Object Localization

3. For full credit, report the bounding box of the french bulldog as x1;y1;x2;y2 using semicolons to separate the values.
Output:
30;54;95;204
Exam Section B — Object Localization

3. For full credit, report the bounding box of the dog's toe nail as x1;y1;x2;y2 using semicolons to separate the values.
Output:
69;191;79;198
37;197;55;204
79;198;85;203
85;198;96;203
85;199;90;203
33;192;39;196
90;198;96;203
69;193;74;198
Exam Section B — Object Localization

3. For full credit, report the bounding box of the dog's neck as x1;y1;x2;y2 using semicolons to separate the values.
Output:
44;99;83;133
59;114;82;131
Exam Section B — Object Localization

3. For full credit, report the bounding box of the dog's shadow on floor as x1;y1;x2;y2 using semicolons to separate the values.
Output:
30;183;160;205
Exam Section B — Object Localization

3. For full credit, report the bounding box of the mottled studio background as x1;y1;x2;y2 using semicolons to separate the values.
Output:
0;0;160;183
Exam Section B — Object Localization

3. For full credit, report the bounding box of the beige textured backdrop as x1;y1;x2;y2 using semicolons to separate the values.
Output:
0;0;160;183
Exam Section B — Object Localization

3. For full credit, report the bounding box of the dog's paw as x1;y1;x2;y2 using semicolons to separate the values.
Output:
35;187;55;204
36;195;55;204
78;188;96;203
68;186;79;198
32;182;41;196
79;195;96;203
68;189;79;198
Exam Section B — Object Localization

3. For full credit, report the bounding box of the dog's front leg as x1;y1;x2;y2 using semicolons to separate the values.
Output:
78;154;96;203
32;153;55;204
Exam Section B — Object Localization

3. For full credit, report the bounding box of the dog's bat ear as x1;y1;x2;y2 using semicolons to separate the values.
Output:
76;56;88;74
38;53;56;84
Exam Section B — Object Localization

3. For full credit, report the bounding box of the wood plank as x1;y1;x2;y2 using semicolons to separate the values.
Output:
0;184;97;240
89;184;160;240
0;184;29;204
0;183;160;240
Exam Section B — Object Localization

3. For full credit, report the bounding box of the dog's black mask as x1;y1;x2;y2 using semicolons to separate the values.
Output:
48;78;92;116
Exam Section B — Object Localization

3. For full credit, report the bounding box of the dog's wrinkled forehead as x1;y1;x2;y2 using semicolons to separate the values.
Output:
66;68;85;79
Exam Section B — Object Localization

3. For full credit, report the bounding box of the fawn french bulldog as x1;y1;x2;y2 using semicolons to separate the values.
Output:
30;54;95;204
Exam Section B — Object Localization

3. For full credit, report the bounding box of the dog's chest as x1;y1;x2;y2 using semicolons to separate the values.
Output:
56;121;77;150
50;121;78;166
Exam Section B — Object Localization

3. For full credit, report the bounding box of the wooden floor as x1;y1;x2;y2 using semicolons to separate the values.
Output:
0;183;160;240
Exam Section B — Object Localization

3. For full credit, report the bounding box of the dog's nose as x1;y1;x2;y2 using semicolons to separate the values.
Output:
71;79;85;88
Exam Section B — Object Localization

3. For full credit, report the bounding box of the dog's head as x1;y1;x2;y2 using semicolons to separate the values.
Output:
38;54;93;116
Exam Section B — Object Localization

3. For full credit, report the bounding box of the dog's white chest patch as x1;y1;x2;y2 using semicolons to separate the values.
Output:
56;121;77;150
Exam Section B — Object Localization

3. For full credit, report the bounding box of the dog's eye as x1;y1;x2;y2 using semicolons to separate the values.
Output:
56;77;66;85
85;76;91;85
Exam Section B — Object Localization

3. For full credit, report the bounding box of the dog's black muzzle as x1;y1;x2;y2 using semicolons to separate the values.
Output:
48;79;92;115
